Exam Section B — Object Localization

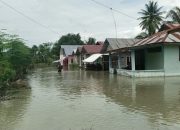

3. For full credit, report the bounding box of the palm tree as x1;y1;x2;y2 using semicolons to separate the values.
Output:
138;1;164;36
166;6;180;23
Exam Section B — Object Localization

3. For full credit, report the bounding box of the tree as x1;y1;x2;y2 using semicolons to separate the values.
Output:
6;39;32;79
166;6;180;23
31;45;38;57
51;41;60;59
51;33;84;58
0;32;7;57
0;32;32;84
138;1;164;36
87;37;96;45
58;33;84;45
38;43;52;63
30;43;53;64
0;59;15;85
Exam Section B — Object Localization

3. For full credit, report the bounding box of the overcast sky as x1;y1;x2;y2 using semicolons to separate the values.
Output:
0;0;179;46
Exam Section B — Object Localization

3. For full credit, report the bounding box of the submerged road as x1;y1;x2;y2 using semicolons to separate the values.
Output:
0;67;180;130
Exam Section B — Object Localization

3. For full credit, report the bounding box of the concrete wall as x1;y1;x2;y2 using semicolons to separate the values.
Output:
145;48;164;70
119;52;131;68
164;45;180;76
117;69;165;77
109;67;114;74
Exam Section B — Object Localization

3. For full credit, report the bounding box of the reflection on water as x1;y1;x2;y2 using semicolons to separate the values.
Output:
0;89;31;130
0;67;180;130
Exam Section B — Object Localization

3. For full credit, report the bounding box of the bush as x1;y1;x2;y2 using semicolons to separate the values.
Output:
0;60;15;84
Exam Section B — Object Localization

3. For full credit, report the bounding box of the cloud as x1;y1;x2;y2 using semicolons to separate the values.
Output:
0;0;178;46
157;0;179;9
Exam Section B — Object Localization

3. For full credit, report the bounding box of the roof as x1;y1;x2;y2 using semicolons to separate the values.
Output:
159;23;180;32
72;49;77;55
82;44;104;54
76;47;83;54
96;41;104;45
134;26;180;47
60;48;65;56
83;53;103;63
105;38;139;51
61;45;82;56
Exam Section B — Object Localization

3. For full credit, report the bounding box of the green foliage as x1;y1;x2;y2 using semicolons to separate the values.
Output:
58;33;84;45
166;6;180;24
0;59;15;83
87;37;96;45
0;31;32;86
51;33;84;58
138;1;164;36
51;42;60;59
30;42;53;65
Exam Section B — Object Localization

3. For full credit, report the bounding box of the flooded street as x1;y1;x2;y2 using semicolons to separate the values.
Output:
1;67;180;130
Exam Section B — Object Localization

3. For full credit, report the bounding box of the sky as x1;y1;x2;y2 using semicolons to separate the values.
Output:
0;0;179;46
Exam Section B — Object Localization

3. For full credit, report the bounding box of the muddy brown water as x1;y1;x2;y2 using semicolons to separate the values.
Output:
0;67;180;130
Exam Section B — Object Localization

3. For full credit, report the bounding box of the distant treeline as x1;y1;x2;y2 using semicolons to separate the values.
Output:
0;32;96;89
31;33;96;64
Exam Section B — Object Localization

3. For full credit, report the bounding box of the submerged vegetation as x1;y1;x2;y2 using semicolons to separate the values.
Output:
0;32;31;89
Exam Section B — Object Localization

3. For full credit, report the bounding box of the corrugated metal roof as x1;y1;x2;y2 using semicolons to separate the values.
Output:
61;45;82;56
105;38;139;51
134;26;180;47
83;53;103;63
82;44;104;54
159;23;180;32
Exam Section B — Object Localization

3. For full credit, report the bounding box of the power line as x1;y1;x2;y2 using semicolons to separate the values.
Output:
90;0;137;20
0;0;59;35
110;9;126;47
110;9;118;39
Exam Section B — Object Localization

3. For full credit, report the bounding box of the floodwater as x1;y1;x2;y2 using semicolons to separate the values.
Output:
0;67;180;130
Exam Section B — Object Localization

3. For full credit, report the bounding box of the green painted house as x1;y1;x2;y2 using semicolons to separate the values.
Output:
109;26;180;77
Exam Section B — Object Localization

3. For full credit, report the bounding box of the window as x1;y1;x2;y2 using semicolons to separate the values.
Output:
126;56;131;66
147;47;162;53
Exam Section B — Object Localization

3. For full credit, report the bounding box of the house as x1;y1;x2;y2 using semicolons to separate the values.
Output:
115;25;180;77
81;42;108;70
82;44;104;58
159;23;180;32
53;48;66;65
74;47;83;67
59;48;66;66
60;45;82;67
105;38;139;74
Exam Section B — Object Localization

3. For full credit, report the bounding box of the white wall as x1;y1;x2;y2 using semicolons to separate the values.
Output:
164;45;180;76
119;52;131;68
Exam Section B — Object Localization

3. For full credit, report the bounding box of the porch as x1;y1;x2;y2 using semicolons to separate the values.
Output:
109;46;165;77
